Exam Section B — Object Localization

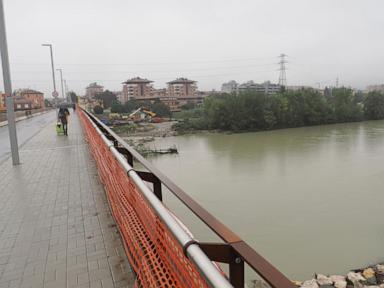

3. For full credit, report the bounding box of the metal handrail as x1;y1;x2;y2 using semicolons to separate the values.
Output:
83;111;233;288
82;108;295;288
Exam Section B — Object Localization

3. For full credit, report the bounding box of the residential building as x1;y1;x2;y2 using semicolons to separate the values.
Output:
0;92;5;112
14;99;32;111
237;81;281;95
1;89;45;111
167;78;197;98
160;97;180;112
116;77;203;111
367;84;384;93
114;91;124;103
166;78;201;106
221;80;238;94
14;89;45;109
153;88;167;98
85;82;104;99
122;77;154;102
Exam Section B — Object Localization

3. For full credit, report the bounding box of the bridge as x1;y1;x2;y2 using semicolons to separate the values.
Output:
0;109;294;288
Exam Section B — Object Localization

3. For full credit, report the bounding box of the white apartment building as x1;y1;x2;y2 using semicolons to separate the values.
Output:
221;80;238;94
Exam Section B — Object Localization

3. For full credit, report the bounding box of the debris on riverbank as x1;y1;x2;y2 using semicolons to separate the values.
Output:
123;137;178;157
293;263;384;288
139;146;178;156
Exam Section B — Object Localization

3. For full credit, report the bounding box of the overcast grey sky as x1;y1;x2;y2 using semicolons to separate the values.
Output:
1;0;383;97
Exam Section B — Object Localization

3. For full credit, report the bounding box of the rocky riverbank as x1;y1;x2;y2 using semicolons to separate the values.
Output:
295;264;384;288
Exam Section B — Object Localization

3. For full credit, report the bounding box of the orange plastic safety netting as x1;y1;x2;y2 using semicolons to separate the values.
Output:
79;110;209;288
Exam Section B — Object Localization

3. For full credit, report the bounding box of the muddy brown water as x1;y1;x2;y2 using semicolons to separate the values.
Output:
143;120;384;281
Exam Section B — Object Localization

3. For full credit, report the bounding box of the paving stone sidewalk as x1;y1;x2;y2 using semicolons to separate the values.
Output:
0;112;135;288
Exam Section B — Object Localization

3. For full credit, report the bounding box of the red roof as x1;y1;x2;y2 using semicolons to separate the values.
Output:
122;77;153;84
20;89;43;95
167;78;196;84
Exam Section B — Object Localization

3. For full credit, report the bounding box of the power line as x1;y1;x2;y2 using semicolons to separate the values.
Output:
10;68;278;83
9;56;278;67
8;62;277;74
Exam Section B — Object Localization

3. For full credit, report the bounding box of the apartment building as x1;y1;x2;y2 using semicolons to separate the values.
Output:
121;77;154;102
16;89;45;109
0;92;5;111
237;81;281;95
367;84;384;93
221;80;238;94
0;89;45;111
167;78;197;98
85;82;104;99
166;78;202;106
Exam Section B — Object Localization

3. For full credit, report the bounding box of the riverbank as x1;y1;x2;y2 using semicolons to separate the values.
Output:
112;121;177;137
296;263;384;288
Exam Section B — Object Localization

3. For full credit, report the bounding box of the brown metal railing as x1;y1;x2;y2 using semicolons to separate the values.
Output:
83;108;294;288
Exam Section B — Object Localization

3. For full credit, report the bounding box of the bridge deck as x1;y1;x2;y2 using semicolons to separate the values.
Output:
0;112;135;288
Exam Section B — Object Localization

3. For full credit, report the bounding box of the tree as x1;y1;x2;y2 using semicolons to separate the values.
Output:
333;87;363;122
44;99;52;107
93;105;103;114
69;92;78;103
176;88;369;133
180;102;196;110
122;100;140;113
110;100;123;113
151;101;171;117
364;91;384;120
95;90;117;109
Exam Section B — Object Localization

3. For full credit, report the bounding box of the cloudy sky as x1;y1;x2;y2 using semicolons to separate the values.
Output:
0;0;383;97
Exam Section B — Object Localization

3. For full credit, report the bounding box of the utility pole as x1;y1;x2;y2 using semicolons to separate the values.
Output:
56;68;64;100
0;0;19;165
41;43;58;103
278;53;287;87
336;77;339;88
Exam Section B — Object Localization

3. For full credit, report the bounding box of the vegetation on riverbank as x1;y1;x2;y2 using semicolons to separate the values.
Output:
174;88;384;132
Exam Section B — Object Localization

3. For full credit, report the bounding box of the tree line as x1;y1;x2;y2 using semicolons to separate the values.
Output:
174;88;384;132
93;90;171;117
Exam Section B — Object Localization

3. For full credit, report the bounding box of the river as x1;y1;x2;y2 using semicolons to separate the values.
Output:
143;120;384;281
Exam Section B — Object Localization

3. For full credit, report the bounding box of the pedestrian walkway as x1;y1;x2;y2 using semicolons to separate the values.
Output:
0;112;135;288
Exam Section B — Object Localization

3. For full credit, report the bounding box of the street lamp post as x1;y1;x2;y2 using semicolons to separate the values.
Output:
0;0;19;165
56;68;64;100
41;43;58;102
64;79;68;102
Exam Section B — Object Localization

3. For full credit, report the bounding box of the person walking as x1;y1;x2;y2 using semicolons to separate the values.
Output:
58;106;70;136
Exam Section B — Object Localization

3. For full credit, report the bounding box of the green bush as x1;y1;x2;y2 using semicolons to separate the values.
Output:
93;105;104;114
173;118;208;131
364;91;384;120
175;88;367;132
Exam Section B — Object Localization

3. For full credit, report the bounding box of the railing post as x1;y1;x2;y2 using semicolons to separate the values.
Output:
153;176;162;201
126;152;133;167
135;171;163;201
229;256;244;288
116;147;134;167
200;243;245;288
